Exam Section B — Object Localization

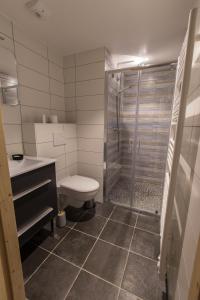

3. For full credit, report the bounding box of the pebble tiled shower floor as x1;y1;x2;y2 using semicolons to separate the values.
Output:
21;203;165;300
108;180;163;214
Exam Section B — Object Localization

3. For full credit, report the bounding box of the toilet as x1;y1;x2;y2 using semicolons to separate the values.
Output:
57;175;100;221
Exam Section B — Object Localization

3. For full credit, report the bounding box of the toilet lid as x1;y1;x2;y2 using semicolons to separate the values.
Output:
59;175;100;193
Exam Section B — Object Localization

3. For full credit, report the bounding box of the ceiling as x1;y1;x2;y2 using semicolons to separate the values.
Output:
0;0;196;65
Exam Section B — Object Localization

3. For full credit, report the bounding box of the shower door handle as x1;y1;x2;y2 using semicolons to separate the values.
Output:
137;140;141;153
129;138;134;153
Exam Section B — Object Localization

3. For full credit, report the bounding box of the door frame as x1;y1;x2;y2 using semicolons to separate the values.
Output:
0;106;25;300
189;237;200;300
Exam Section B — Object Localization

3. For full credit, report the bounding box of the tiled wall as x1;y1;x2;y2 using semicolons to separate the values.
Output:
120;66;175;186
64;48;109;202
168;8;200;300
22;123;77;182
0;14;66;156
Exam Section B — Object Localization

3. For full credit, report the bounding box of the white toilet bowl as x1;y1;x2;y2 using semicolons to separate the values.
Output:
58;175;100;202
57;175;100;221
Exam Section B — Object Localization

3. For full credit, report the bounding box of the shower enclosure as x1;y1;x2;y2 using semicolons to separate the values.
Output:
104;64;176;214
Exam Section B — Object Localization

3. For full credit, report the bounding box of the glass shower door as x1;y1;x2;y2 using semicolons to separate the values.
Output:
105;71;139;208
133;66;176;214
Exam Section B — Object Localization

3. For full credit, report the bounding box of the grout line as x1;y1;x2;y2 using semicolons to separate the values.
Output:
76;76;104;84
25;206;157;298
116;214;139;300
24;251;52;285
63;205;116;299
82;268;120;289
25;227;73;285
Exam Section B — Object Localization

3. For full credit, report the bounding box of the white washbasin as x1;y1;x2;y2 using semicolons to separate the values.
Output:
8;156;56;178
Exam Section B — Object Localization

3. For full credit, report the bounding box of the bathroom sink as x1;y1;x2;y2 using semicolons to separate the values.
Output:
8;156;56;178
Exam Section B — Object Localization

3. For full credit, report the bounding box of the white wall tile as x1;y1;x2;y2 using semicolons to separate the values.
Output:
23;143;37;156
49;62;64;82
15;43;48;75
2;105;21;124
50;95;65;111
76;48;105;66
18;65;49;92
77;110;104;125
55;154;66;172
6;143;23;156
78;162;103;179
48;49;63;67
64;67;75;83
76;79;104;96
50;110;66;123
35;124;64;143
77;125;104;139
57;168;68;181
66;111;76;123
14;27;47;57
63;124;77;138
65;97;76;111
95;188;103;203
66;151;77;166
63;54;76;68
65;138;77;152
50;79;64;97
36;142;65;158
76;62;105;82
35;125;53;143
22;124;35;143
21;105;50;123
0;14;12;37
0;33;14;52
64;83;75;97
76;95;104;111
78;138;103;152
4;124;22;144
78;151;103;165
18;86;50;109
68;163;77;176
182;173;200;282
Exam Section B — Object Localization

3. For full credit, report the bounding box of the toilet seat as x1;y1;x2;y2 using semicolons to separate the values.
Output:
59;175;99;193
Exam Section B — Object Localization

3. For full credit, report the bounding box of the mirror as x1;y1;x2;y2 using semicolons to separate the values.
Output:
0;46;19;106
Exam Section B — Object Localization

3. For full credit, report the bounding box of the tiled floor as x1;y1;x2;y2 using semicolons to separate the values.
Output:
21;203;165;300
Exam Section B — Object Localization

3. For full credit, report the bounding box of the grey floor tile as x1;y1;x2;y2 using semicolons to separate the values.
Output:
119;289;143;300
84;240;128;286
95;202;115;218
20;242;49;282
137;214;160;234
54;230;96;266
65;270;119;300
25;254;79;300
122;253;164;300
100;220;134;249
32;226;71;251
74;215;106;237
110;206;137;226
131;228;160;260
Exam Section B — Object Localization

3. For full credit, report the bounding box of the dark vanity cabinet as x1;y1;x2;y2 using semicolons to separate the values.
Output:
11;163;58;247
